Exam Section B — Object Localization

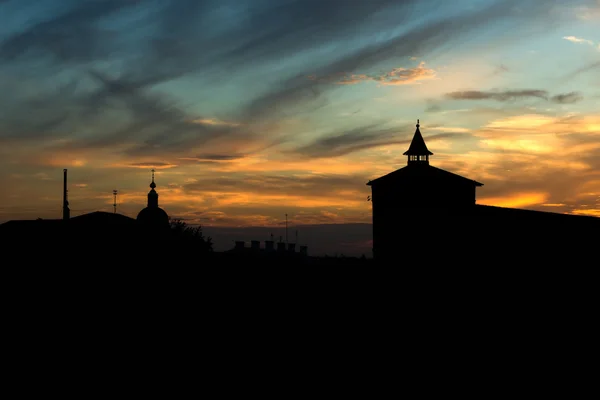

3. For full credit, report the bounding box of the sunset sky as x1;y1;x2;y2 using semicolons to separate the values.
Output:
1;0;599;239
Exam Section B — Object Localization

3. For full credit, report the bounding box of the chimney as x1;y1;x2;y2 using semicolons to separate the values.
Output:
287;243;296;252
300;246;308;257
251;240;260;251
277;242;286;252
62;169;70;221
265;240;274;252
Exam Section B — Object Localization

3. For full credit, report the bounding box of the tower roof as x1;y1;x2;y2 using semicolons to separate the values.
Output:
366;164;483;187
403;119;433;156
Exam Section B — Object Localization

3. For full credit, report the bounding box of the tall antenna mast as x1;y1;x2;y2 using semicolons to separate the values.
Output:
113;190;118;214
62;169;70;221
285;213;288;244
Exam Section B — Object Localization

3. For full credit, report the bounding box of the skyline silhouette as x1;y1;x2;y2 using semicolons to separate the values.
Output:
2;121;599;260
0;0;599;257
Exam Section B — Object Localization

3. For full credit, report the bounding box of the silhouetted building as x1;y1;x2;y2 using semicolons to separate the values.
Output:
0;169;172;256
367;119;600;263
299;245;308;257
0;210;139;261
136;169;170;236
265;240;274;252
225;239;309;264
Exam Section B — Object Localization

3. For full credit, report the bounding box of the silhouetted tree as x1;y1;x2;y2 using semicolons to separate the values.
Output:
169;218;213;252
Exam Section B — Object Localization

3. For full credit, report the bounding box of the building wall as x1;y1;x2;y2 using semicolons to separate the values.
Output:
371;178;477;261
372;179;476;209
370;205;599;264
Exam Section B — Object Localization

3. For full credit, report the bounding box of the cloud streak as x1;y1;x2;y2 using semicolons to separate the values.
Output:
0;0;566;152
290;124;468;158
563;35;600;51
445;89;584;103
311;61;437;86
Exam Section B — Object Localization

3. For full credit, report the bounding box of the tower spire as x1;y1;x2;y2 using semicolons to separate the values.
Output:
147;169;158;208
403;118;433;165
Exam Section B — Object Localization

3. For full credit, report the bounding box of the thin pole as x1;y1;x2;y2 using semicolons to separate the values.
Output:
285;213;288;244
63;169;70;220
113;190;118;213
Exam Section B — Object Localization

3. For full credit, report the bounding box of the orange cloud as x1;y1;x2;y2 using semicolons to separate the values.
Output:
209;155;376;174
118;162;178;169
576;179;600;198
375;62;437;86
481;114;558;132
480;137;559;153
315;61;437;86
571;209;600;217
44;156;88;168
428;126;472;133
479;192;549;208
191;191;365;209
3;106;600;229
468;114;600;171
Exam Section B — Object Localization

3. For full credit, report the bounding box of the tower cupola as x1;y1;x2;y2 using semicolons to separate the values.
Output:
403;119;433;165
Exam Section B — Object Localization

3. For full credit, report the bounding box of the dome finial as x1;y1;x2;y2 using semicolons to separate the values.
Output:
150;168;156;189
416;119;420;128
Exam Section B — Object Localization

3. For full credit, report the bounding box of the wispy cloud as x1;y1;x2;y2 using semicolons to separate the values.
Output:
445;89;584;103
178;154;246;163
125;162;178;169
574;1;600;20
563;35;600;51
428;126;472;133
1;0;598;233
0;0;565;158
447;89;548;101
290;124;468;158
563;35;595;46
550;92;584;104
312;61;437;86
191;118;242;127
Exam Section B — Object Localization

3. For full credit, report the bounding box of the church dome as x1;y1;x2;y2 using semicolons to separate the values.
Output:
136;169;170;231
136;206;169;227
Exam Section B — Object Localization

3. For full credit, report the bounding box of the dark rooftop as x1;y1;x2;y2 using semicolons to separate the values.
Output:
367;163;483;187
403;121;433;156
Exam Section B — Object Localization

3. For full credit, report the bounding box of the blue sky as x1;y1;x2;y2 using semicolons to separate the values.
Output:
0;0;599;254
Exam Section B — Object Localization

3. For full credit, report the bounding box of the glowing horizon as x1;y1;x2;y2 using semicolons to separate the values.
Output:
1;0;599;228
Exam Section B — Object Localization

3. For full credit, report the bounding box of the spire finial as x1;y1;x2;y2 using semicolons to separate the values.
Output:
416;119;420;128
150;169;156;189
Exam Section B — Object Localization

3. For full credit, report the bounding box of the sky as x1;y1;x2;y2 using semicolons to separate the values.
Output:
0;0;599;254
